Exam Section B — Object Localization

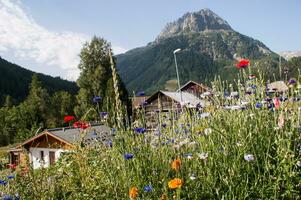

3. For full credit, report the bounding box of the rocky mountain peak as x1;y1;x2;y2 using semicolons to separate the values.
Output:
156;8;233;41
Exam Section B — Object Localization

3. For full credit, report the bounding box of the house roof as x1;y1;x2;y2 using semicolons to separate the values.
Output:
19;124;111;149
178;80;210;92
147;90;206;108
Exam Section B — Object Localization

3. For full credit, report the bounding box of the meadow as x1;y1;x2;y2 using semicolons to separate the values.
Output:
0;73;301;200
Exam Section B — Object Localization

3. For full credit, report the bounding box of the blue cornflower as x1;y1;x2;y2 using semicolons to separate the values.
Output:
143;185;153;192
92;96;101;103
3;196;13;200
134;127;146;134
255;102;262;108
7;175;14;179
124;153;134;160
106;140;113;148
100;112;108;118
0;179;7;186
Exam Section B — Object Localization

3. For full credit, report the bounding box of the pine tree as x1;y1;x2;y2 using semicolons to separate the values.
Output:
74;36;129;125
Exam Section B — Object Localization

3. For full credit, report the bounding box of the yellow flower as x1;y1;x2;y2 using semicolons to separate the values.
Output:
171;158;181;171
168;178;183;189
129;187;138;199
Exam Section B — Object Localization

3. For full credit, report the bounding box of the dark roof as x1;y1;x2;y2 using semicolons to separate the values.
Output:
48;125;112;145
178;80;210;92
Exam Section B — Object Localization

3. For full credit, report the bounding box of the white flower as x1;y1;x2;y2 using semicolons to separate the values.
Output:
189;174;197;180
204;128;212;135
244;154;255;162
199;112;210;119
198;152;208;160
236;142;243;147
296;161;301;167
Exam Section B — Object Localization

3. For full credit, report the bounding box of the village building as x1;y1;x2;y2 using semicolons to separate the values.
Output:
178;80;210;98
8;124;111;169
143;90;207;128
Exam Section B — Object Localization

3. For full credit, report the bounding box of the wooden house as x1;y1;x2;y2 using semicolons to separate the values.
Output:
143;91;206;128
8;125;111;169
178;80;210;98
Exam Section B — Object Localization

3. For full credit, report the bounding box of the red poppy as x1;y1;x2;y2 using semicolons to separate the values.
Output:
64;115;75;123
236;59;250;69
73;121;90;130
7;163;16;169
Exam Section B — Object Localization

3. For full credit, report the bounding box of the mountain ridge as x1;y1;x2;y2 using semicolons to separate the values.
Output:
116;9;279;94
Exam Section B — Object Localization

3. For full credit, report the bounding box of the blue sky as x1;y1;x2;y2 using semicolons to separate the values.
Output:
0;0;300;80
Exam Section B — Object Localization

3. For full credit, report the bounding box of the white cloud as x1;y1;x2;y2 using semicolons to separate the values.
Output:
0;0;126;80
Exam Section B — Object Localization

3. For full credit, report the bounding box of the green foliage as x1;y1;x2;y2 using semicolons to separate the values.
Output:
74;36;129;124
0;75;76;146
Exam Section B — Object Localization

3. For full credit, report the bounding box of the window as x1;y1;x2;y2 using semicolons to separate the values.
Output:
40;151;44;161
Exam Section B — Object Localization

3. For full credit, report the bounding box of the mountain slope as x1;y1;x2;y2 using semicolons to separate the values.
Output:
116;9;277;94
0;57;78;104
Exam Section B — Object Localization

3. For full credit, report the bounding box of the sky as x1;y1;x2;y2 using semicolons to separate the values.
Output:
0;0;300;80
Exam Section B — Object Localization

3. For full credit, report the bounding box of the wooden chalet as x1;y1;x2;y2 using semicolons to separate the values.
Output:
144;90;206;128
178;80;210;98
8;125;111;169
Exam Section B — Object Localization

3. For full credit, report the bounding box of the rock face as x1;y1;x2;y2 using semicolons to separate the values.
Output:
279;51;301;60
116;9;277;94
156;9;232;41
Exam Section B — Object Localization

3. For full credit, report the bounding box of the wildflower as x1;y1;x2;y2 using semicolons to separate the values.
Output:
296;161;301;167
199;112;210;119
0;180;7;185
168;178;183;189
184;153;193;160
73;121;90;129
236;59;250;69
244;154;255;162
171;158;181;171
106;140;113;148
236;142;243;147
198;152;208;160
134;127;146;134
92;96;101;103
143;185;153;192
7;175;14;179
129;187;138;199
64;115;75;123
255;102;262;108
100;112;108;118
162;123;167;128
288;78;297;85
3;196;13;200
273;97;280;109
204;128;212;135
7;164;16;170
124;153;134;160
189;174;197;180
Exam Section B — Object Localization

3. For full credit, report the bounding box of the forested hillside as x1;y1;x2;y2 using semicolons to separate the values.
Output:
0;57;78;105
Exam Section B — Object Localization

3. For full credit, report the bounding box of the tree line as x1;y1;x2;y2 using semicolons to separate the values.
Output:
0;36;129;147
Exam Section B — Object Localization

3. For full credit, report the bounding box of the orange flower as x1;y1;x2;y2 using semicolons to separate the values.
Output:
129;187;138;199
171;158;181;171
168;178;183;189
